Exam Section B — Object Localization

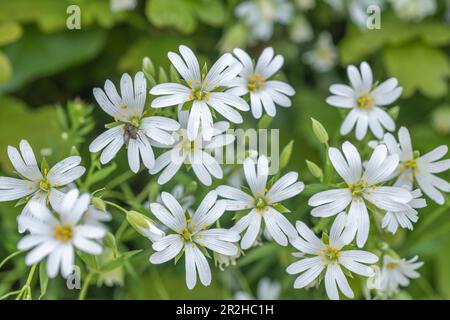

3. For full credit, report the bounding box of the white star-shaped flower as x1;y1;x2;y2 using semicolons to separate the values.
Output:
308;141;413;247
287;213;379;300
382;126;450;204
217;155;304;249
89;72;180;173
149;45;248;141
229;47;295;119
149;191;240;289
149;109;235;186
17;189;106;278
0;140;85;233
378;255;423;298
382;188;426;233
326;61;402;140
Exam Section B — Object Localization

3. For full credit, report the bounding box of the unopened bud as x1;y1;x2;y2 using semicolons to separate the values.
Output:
305;160;323;179
126;210;165;242
311;118;329;144
92;197;106;212
280;141;294;169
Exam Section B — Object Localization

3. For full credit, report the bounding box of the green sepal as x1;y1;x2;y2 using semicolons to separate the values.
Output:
272;203;291;213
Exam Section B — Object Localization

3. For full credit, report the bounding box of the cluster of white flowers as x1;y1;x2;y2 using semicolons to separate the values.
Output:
0;44;448;300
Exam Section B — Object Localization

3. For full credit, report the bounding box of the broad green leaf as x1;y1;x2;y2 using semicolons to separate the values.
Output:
0;22;22;46
0;51;11;84
0;96;62;171
383;42;450;98
339;14;450;65
146;0;197;34
0;28;106;94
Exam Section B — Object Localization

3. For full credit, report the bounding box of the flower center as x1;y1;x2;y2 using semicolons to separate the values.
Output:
53;224;73;242
319;244;341;265
357;94;374;110
247;73;265;92
251;192;270;216
189;86;211;102
386;262;397;270
402;159;417;171
39;179;51;192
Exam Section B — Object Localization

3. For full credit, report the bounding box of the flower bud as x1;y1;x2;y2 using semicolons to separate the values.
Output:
103;232;117;250
305;160;323;179
126;210;165;242
142;57;155;76
280;141;294;169
311;118;329;144
92;197;107;212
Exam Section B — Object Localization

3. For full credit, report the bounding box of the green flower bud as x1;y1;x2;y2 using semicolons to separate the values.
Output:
92;197;106;212
142;57;155;76
103;232;117;250
311;118;329;144
280;140;294;169
158;66;168;83
126;211;164;241
186;181;198;194
305;160;323;179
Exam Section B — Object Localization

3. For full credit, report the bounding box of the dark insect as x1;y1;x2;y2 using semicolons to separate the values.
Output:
123;123;139;144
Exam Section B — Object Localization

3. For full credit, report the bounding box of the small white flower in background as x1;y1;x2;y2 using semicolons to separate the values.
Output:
295;0;316;11
150;109;235;186
110;0;137;12
308;141;413;247
217;155;304;249
156;184;195;212
235;277;281;300
382;189;426;233
326;61;402;141
303;32;338;73
287;213;378;300
229;47;295;119
348;0;384;28
89;72;180;173
215;250;241;271
0;140;85;233
289;15;314;44
378;255;423;298
389;0;436;22
235;0;293;42
149;191;240;289
82;205;112;228
150;45;248;141
382;127;450;205
17;189;106;278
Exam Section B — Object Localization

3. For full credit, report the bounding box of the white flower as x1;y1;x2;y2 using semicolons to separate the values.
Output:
308;141;413;247
348;0;384;28
0;140;85;233
150;109;235;186
326;61;402;140
229;47;295;119
382;127;450;205
17;189;106;278
379;255;423;297
235;277;281;300
382;189;426;233
82;205;112;228
389;0;436;22
235;0;293;41
150;45;248;141
303;32;338;73
110;0;137;12
217;155;304;249
287;213;379;300
149;191;240;289
89;72;180;173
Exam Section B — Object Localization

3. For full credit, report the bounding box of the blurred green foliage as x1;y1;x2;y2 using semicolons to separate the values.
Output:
0;0;449;300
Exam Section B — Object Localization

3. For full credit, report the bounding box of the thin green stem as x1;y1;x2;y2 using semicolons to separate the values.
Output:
0;250;23;270
79;272;94;300
105;201;129;215
151;267;170;300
